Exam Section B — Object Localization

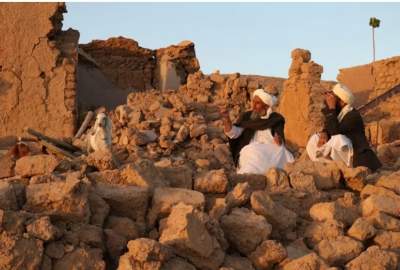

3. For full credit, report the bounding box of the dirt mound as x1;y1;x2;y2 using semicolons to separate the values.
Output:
0;72;399;269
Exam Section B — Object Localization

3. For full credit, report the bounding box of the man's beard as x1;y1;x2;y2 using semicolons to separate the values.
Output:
250;111;261;120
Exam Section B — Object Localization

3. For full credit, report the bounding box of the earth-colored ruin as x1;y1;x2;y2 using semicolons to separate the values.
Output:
0;3;400;270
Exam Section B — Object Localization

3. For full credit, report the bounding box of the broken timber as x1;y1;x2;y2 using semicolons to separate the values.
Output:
75;111;94;138
25;128;82;160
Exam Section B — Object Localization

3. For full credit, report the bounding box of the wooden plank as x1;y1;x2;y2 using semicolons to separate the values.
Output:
75;111;94;138
358;84;400;115
38;140;77;160
25;128;82;153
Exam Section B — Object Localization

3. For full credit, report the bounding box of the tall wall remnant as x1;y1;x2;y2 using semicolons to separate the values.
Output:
154;40;200;91
80;38;200;92
338;56;400;120
338;56;400;144
80;37;155;91
0;3;79;138
278;49;331;150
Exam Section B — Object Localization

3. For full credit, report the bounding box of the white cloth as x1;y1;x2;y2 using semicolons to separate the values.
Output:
337;104;353;122
253;89;277;107
225;112;294;174
306;133;353;167
332;83;355;105
88;113;112;152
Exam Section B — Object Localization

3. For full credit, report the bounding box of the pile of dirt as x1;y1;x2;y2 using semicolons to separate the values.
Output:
0;72;399;269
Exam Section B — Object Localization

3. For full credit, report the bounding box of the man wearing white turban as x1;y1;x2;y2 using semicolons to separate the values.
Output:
221;89;294;174
306;83;381;172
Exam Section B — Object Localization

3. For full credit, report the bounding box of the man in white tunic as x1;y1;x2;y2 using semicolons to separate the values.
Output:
221;89;294;174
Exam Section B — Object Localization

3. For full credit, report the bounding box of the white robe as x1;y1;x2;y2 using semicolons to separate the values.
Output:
88;113;112;153
306;105;355;167
226;115;294;174
306;133;353;167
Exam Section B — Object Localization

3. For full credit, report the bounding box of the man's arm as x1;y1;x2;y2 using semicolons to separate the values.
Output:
324;109;341;135
221;108;247;139
225;125;244;139
325;110;361;135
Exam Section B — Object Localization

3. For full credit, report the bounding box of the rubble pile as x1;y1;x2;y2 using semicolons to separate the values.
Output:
80;37;201;92
1;3;400;270
0;74;399;270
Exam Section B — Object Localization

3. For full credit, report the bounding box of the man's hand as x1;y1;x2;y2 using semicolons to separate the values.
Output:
274;133;282;146
325;92;337;110
317;132;328;147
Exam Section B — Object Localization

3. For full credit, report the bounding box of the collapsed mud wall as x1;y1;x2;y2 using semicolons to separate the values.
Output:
80;38;200;92
338;56;400;118
80;37;155;91
338;57;400;144
278;49;335;150
0;3;78;139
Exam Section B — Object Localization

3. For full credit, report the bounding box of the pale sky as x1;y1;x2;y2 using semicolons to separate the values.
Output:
63;2;400;81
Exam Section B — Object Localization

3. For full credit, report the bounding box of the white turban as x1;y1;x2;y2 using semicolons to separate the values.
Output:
252;89;277;107
332;84;355;105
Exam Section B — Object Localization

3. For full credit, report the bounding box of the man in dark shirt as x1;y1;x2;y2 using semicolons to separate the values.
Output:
220;89;293;174
319;83;381;172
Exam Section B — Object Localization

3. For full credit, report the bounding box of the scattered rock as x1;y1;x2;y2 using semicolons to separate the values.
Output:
286;159;341;190
121;159;167;190
147;187;205;228
361;194;400;218
347;217;377;241
289;172;318;193
104;229;127;262
304;220;345;247
162;257;197;270
222;255;255;270
281;252;330;270
0;182;19;210
93;182;149;227
88;192;110;227
15;154;59;177
158;165;193;189
309;198;359;226
367;211;400;231
25;176;90;223
45;241;65;259
314;236;363;266
221;208;272;255
373;231;400;250
194;169;228;194
26;216;62;241
345;245;399;270
117;238;172;270
251;191;297;231
265;168;291;192
0;231;44;270
0;154;15;179
249;240;287;270
225;182;252;208
159;203;225;270
105;216;140;241
230;174;266;191
53;247;106;270
375;171;400;195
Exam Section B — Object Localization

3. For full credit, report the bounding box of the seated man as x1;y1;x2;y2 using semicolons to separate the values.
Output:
307;83;382;172
221;89;294;174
